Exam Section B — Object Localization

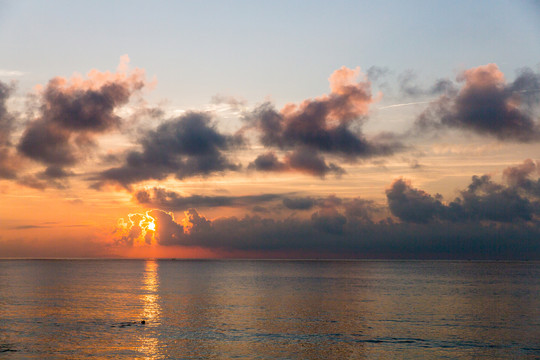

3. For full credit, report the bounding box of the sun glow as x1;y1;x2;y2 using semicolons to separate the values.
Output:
114;211;158;246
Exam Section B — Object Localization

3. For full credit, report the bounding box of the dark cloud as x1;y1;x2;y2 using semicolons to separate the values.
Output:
283;196;316;210
18;70;145;169
248;152;288;172
284;148;345;177
311;208;347;235
119;207;540;259
11;62;147;189
247;103;400;158
135;187;283;211
147;210;184;246
252;205;270;213
414;64;540;141
386;178;444;223
248;149;345;177
114;168;540;259
97;112;244;188
245;66;404;177
456;175;535;222
137;188;377;219
386;174;539;224
343;198;379;221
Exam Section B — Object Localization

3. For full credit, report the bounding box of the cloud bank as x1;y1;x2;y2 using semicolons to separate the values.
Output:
114;160;540;259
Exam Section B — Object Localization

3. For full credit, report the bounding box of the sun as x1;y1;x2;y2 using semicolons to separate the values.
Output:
114;211;158;246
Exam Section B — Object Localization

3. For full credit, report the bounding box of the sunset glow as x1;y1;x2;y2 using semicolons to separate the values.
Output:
2;3;539;359
0;1;539;260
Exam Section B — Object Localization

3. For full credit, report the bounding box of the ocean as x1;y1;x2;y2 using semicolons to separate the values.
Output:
0;260;539;359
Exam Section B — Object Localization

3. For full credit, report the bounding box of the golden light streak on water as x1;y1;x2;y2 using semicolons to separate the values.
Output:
137;260;161;359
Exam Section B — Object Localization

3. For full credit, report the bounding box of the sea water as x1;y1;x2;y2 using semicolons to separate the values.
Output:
0;260;539;359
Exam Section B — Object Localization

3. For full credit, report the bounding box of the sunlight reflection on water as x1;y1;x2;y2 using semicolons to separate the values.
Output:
138;260;161;359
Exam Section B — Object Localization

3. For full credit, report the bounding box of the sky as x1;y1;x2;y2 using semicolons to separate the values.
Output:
1;0;540;259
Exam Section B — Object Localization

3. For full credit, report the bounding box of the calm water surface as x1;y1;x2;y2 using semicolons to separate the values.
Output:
0;260;539;359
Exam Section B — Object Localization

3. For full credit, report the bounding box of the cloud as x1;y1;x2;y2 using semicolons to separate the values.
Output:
113;212;156;246
386;173;539;224
414;64;540;141
17;56;147;181
282;196;316;210
147;210;185;246
136;188;378;221
135;187;283;211
343;198;379;221
503;159;540;197
97;111;244;188
284;148;345;177
244;66;404;176
248;151;288;172
210;94;247;110
114;206;540;259
0;81;18;179
248;149;345;177
386;178;444;223
0;69;25;77
398;70;456;97
112;165;540;259
366;66;389;83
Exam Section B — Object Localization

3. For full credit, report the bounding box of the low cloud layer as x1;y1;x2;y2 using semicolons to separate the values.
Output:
387;160;540;224
115;206;539;259
415;64;540;141
111;160;540;259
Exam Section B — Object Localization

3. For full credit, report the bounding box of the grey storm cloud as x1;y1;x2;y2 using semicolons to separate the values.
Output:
97;112;244;188
0;80;17;179
244;66;404;177
386;172;540;224
414;64;540;141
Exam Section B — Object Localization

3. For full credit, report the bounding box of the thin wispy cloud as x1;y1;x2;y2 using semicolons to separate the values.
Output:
0;69;25;77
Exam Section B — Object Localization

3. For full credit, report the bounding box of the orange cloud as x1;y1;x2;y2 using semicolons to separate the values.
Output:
458;63;505;89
